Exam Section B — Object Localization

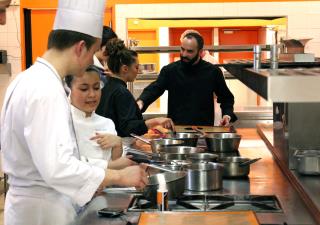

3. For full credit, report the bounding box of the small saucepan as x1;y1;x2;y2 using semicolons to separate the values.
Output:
143;171;186;204
205;133;241;153
186;153;219;163
130;133;185;153
158;146;204;160
126;146;203;162
219;157;261;178
165;132;200;147
185;162;224;191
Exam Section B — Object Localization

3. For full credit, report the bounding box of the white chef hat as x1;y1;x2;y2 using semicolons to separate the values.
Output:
53;0;106;38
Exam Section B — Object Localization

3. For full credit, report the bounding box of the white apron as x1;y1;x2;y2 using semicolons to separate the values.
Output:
1;58;105;225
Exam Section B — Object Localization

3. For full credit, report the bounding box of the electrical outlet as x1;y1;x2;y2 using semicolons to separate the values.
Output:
0;50;7;64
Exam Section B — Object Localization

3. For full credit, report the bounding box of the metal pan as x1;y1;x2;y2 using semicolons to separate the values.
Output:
127;146;203;161
205;133;241;153
186;153;219;163
185;162;224;191
130;133;185;153
143;171;186;204
158;146;204;160
219;157;261;178
165;132;200;147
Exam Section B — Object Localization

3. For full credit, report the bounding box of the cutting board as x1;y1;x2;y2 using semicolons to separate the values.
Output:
174;125;234;133
138;211;260;225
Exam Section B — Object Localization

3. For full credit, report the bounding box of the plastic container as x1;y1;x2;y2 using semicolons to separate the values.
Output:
157;176;168;211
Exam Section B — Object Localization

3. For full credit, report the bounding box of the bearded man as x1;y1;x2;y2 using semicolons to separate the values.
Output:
137;32;237;126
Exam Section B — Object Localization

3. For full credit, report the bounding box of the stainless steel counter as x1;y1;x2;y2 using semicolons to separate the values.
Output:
73;132;316;225
257;123;320;224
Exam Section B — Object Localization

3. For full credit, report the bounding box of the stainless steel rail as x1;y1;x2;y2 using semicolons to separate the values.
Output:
131;44;274;53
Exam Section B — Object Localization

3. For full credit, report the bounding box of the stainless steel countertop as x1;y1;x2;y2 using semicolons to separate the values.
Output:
257;123;320;224
73;135;316;225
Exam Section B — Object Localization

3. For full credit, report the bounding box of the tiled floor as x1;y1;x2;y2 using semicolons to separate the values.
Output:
0;128;263;225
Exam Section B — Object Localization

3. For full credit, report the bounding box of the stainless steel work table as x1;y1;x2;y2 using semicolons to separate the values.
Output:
73;131;316;225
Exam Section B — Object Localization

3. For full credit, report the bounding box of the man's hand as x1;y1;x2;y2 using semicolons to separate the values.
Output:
219;115;231;127
146;117;175;131
136;100;144;110
108;156;136;170
101;164;148;189
90;133;122;150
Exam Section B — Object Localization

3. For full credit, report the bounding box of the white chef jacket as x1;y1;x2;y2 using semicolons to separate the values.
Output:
93;54;104;70
0;57;105;225
71;105;117;169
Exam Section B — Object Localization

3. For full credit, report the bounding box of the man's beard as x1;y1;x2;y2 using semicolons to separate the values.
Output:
180;53;200;67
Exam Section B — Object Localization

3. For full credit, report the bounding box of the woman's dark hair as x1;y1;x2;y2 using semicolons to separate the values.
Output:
105;38;138;74
47;29;96;50
65;65;102;88
101;26;118;48
184;32;204;50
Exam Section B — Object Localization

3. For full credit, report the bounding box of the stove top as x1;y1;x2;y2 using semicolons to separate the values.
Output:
127;194;283;213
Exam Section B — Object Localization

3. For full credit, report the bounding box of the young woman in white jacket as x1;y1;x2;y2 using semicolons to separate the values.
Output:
66;65;134;170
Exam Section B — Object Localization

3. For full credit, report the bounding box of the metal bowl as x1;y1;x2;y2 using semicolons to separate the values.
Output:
205;133;241;152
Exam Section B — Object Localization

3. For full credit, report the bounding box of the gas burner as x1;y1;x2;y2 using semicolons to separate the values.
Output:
174;195;283;213
127;194;283;213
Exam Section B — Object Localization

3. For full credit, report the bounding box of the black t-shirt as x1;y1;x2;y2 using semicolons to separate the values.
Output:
96;77;148;137
138;59;237;126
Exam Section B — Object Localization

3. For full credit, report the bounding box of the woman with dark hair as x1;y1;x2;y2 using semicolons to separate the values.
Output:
96;38;174;137
93;26;118;75
65;65;134;170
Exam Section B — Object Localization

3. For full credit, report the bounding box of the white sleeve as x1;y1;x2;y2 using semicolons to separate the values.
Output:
81;156;108;169
24;89;105;206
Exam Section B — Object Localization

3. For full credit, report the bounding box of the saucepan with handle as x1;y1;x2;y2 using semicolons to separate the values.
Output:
130;133;185;153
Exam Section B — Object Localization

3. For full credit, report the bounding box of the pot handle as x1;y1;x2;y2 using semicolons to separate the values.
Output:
126;147;156;158
130;133;151;145
146;164;177;173
239;158;261;167
191;126;207;137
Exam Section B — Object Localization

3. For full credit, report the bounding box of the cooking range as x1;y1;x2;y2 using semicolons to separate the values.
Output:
127;194;283;213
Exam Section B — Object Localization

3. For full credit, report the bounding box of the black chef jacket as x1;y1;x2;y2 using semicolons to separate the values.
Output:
96;77;148;137
138;59;237;126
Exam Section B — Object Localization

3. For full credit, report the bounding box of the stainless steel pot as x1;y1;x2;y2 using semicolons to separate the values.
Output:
185;162;224;191
220;157;261;178
186;153;219;163
205;133;241;152
126;146;203;162
158;146;204;160
130;133;185;153
165;132;200;147
295;150;320;175
143;171;186;204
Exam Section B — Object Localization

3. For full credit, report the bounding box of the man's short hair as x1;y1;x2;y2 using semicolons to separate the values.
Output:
184;32;204;50
101;26;117;48
47;29;96;50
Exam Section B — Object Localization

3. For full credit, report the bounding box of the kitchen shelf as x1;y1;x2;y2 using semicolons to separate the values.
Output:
131;44;272;53
224;63;320;102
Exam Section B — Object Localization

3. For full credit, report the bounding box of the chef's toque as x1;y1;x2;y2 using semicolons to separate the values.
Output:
53;0;106;38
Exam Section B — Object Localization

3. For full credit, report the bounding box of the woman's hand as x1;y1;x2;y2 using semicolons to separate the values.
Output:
90;133;122;150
